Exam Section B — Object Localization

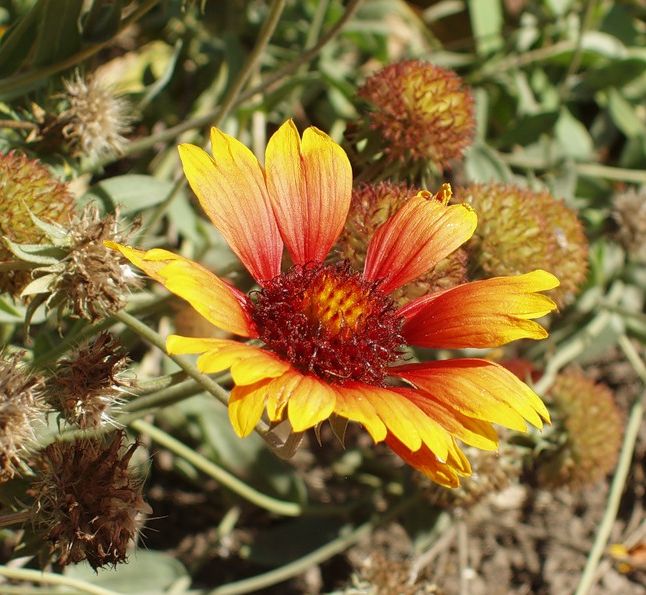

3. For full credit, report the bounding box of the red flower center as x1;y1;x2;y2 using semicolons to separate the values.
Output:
251;262;404;384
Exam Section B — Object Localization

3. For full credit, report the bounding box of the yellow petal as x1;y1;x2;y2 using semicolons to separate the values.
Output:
286;373;337;432
229;380;270;437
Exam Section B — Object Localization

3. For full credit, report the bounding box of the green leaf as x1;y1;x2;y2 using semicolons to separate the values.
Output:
468;0;503;56
555;107;594;160
65;550;190;593
85;175;178;215
81;0;123;42
32;0;83;67
0;296;22;322
2;239;65;264
497;111;559;147
0;0;42;76
20;273;58;297
577;58;646;91
463;143;512;183
607;88;646;139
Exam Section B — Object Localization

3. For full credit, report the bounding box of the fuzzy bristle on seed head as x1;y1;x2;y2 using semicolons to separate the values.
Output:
0;152;75;295
457;183;589;307
354;60;475;170
0;352;46;483
251;262;404;385
47;333;130;428
60;72;132;160
337;181;468;305
29;431;150;570
612;188;646;263
535;368;623;489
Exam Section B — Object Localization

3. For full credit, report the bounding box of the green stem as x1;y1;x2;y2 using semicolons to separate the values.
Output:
0;566;118;595
124;377;204;413
0;510;31;528
574;336;645;595
131;419;303;517
0;0;161;98
110;0;363;158
207;494;418;595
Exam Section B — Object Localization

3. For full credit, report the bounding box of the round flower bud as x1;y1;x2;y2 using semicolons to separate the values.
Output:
0;152;75;295
354;60;475;171
457;183;588;307
336;182;468;305
536;368;623;489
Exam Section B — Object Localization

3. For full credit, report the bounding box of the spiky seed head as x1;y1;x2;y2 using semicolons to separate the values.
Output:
0;352;46;483
457;183;589;307
60;72;133;160
336;181;467;305
29;431;150;569
354;60;475;171
536;368;623;489
613;188;646;263
0;152;75;295
47;333;130;428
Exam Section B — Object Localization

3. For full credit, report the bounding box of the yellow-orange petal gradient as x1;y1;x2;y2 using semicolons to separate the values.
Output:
392;359;549;431
106;242;256;337
265;120;352;265
400;270;559;348
166;335;289;385
178;132;283;283
363;191;477;294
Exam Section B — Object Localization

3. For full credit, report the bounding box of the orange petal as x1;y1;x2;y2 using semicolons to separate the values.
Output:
398;387;499;452
107;242;256;337
178;133;282;283
166;336;289;385
265;120;352;265
400;270;559;348
385;434;471;488
286;373;337;432
393;359;549;431
228;379;271;437
363;191;476;294
332;383;387;443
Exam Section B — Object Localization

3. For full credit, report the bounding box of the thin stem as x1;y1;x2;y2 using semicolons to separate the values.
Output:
207;494;418;595
0;261;37;272
114;0;363;158
0;566;118;595
131;419;303;517
574;336;645;595
0;510;31;529
0;0;161;98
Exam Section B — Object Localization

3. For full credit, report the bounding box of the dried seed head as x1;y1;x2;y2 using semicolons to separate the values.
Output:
0;152;75;295
30;431;150;570
353;60;475;171
536;368;623;489
336;181;467;305
60;72;133;160
49;205;140;320
613;188;646;263
47;333;130;428
458;183;589;307
0;352;46;483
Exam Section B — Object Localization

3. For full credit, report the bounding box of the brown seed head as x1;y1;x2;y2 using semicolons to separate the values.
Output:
336;181;468;305
47;333;130;428
51;205;140;320
356;60;475;170
0;352;46;483
457;183;589;307
30;431;149;569
60;72;132;160
536;368;623;489
0;152;75;295
613;188;646;263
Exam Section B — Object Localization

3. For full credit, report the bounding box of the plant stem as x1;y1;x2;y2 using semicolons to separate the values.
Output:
111;0;363;158
131;419;304;517
0;0;161;99
574;336;645;595
0;510;31;529
0;566;118;595
207;493;418;595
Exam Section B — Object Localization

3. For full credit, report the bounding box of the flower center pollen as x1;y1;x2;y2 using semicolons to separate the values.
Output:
251;262;404;384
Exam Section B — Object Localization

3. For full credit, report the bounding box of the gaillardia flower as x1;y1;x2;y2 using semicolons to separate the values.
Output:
108;121;558;487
